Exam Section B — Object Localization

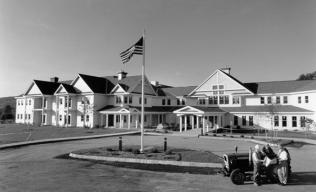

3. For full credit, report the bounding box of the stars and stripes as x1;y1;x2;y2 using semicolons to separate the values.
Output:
120;37;143;64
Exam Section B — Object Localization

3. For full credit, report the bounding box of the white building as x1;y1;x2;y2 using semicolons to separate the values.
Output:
15;69;316;132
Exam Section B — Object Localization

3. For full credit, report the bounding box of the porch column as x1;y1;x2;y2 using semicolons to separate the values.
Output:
190;115;194;129
128;114;131;129
179;115;183;133
203;116;206;134
100;114;104;127
184;115;187;131
114;114;117;128
196;115;199;129
105;114;109;128
135;115;138;129
158;114;161;124
41;96;44;126
66;95;69;127
119;114;123;128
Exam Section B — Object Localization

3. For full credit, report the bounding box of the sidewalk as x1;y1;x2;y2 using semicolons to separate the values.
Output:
0;130;140;150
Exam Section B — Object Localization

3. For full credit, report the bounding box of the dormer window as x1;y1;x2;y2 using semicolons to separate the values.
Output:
212;85;224;95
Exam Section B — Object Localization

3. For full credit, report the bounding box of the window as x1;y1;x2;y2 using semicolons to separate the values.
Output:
260;97;265;104
28;114;31;120
282;116;287;127
300;116;306;127
167;99;171;105
219;96;224;104
86;115;89;122
67;115;71;125
43;98;47;108
65;98;68;107
219;85;224;89
17;100;20;106
199;98;206;105
21;100;23;106
292;116;297;127
214;96;218;104
305;96;309;103
249;116;254;126
144;97;147;104
283;96;288;104
267;97;272;104
29;99;31;105
208;97;213;105
298;96;301;104
274;116;279;127
129;96;133;104
177;98;180;105
123;116;127;123
59;115;62;121
162;99;165;105
117;115;120;123
59;98;63;105
124;96;128;104
81;115;84;122
181;99;186;105
234;116;238;126
40;114;45;124
212;85;217;90
139;97;141;104
116;96;122;104
69;98;72;108
224;96;229;104
233;96;240;104
242;116;246;126
276;96;280;104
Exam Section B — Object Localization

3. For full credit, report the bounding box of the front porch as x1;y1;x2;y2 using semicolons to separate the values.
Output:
173;106;227;133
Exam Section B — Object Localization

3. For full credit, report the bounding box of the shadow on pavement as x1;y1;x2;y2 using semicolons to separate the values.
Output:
288;172;316;185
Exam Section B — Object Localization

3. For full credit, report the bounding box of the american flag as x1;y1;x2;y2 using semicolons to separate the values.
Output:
120;37;143;64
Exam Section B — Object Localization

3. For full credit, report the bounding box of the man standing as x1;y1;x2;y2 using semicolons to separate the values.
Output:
253;144;263;186
277;144;289;185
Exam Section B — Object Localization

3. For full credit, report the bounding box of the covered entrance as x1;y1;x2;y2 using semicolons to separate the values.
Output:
173;106;226;133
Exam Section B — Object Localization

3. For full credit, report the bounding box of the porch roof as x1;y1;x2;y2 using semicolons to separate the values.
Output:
174;105;313;114
99;105;181;113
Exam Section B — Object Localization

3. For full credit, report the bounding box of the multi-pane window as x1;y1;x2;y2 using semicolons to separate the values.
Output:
224;96;229;104
81;115;84;122
144;98;147;104
260;97;265;104
86;115;90;122
181;99;186;105
292;116;297;127
233;96;240;104
274;116;279;127
29;99;31;105
282;116;287;127
300;116;306;127
209;97;214;104
283;96;288;104
69;98;72;108
59;98;63;105
177;98;180;105
242;116;246;126
162;99;165;105
234;116;238;126
28;114;31;120
199;98;206;105
267;97;272;104
59;115;62;121
42;114;46;124
139;97;142;104
298;96;301;104
167;99;171;105
305;96;309;103
124;96;128;104
129;96;133;104
43;98;47;108
219;96;224;104
249;116;254;126
67;115;71;125
276;96;280;104
116;96;122;104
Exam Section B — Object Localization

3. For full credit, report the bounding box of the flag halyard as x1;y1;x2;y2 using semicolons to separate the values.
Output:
120;37;143;64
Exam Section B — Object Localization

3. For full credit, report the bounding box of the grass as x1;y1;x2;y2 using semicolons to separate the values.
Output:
73;145;223;163
0;123;134;145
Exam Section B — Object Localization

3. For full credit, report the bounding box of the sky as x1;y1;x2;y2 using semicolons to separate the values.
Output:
0;0;316;97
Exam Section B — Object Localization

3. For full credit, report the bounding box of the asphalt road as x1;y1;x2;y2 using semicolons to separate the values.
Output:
1;135;316;192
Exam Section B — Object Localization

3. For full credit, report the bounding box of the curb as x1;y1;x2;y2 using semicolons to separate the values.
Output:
0;131;140;150
69;152;222;168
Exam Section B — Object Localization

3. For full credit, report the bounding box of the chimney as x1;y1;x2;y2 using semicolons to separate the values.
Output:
50;77;59;83
117;70;128;80
151;81;159;86
221;67;231;74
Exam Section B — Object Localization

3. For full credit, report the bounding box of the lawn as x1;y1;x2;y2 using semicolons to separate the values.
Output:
0;124;135;145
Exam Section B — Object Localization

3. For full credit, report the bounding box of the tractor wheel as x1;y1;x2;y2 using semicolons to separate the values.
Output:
230;169;245;185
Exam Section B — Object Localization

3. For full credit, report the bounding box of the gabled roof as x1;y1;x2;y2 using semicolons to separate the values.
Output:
162;86;197;97
221;105;313;113
78;74;115;94
55;83;78;94
31;80;61;95
244;79;316;94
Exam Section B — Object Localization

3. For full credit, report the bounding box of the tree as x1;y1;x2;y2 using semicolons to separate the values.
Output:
303;118;315;138
0;105;14;120
297;71;316;80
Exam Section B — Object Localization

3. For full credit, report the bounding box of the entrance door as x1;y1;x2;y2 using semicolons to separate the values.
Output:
108;114;114;127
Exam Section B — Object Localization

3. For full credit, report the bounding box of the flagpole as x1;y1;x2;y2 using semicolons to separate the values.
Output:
140;30;145;153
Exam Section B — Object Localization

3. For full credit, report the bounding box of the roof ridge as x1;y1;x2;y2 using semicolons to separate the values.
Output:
245;79;316;84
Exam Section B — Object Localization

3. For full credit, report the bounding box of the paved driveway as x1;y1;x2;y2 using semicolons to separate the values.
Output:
0;135;316;192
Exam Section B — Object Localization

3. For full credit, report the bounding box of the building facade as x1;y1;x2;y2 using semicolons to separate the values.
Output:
15;69;316;132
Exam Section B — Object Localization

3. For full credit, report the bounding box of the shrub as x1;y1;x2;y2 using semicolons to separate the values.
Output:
213;133;217;137
106;147;114;152
132;148;140;154
240;135;244;138
165;149;173;155
250;136;254;139
223;134;226;137
150;147;160;153
123;147;133;152
230;135;234;138
175;153;182;161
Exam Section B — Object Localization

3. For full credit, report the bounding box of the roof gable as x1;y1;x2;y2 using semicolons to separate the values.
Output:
189;70;253;96
72;75;93;93
110;84;128;94
25;82;42;95
55;84;78;95
173;106;205;114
